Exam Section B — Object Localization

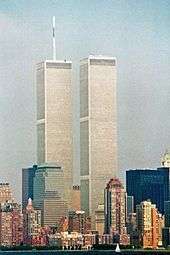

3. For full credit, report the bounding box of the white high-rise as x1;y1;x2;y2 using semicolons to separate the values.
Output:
80;55;118;226
36;59;73;209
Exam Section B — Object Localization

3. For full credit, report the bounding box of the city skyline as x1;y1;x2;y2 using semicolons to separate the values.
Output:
0;0;170;201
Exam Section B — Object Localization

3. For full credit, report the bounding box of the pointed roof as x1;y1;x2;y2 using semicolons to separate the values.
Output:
26;198;34;211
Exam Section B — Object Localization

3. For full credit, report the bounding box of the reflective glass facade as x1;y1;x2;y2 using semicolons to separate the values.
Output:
126;167;169;214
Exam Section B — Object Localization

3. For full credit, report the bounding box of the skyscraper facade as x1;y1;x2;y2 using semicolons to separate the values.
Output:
33;164;68;227
68;210;91;234
136;200;160;249
80;55;118;225
0;183;12;203
23;198;41;244
36;60;73;208
0;201;23;246
22;165;37;210
104;178;126;236
126;168;169;214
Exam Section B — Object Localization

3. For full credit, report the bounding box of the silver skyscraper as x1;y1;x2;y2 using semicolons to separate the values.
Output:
80;55;118;226
36;59;73;209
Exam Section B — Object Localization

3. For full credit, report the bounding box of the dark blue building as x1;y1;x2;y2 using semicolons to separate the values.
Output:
126;167;169;214
22;164;37;210
162;201;170;247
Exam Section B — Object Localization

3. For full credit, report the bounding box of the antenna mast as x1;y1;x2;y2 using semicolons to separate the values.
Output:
52;16;56;60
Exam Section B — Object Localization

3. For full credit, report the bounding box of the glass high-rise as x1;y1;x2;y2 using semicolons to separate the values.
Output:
80;55;118;226
22;165;37;210
126;168;169;214
33;164;68;227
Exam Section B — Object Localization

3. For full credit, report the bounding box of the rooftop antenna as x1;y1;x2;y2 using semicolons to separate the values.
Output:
52;16;56;60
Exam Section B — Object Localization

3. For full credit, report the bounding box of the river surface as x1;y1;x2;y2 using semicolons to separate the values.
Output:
0;250;169;254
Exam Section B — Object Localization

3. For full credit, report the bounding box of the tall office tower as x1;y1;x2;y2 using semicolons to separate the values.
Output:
126;168;169;214
0;201;23;246
104;178;127;237
36;59;73;208
23;198;41;245
136;200;160;249
0;183;12;203
80;55;118;226
33;164;68;227
22;165;37;210
161;151;170;167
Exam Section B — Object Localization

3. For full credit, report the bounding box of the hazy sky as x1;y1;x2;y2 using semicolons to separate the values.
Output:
0;0;170;201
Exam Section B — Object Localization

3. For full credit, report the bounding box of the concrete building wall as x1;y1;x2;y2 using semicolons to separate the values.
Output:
72;185;81;211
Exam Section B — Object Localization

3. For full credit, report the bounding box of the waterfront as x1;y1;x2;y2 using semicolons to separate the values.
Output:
0;250;170;254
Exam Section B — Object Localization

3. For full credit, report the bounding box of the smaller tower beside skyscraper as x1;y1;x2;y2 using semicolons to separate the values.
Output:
136;200;162;249
104;178;129;245
23;198;41;245
22;165;37;210
33;164;68;227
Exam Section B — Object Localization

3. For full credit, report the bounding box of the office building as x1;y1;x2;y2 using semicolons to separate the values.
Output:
33;164;68;227
68;210;91;234
23;198;41;244
36;60;73;209
104;178;129;244
72;185;81;211
136;200;160;249
0;183;12;203
126;213;138;245
22;165;37;210
0;201;23;246
126;168;169;214
161;151;170;167
95;204;104;236
80;55;118;226
126;196;134;218
163;201;170;247
157;213;164;246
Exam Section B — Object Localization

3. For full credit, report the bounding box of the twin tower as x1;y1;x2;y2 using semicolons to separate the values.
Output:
36;55;118;226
